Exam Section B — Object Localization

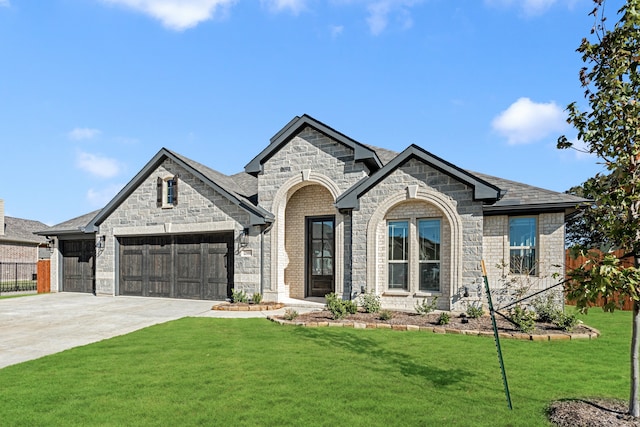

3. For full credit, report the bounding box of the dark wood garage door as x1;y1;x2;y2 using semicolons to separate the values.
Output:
119;233;233;300
60;240;95;293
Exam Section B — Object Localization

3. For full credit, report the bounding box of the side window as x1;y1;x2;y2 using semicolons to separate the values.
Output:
509;217;537;275
157;175;179;208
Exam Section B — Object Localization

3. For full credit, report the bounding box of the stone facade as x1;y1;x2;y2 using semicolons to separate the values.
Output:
45;115;580;311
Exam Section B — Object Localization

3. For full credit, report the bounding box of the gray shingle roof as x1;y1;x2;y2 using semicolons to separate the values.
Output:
35;210;101;236
1;216;49;244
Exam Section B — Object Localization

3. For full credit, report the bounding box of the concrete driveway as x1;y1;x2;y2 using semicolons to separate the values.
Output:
0;293;219;369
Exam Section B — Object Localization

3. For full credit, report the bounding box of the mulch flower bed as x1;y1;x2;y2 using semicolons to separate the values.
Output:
269;309;600;341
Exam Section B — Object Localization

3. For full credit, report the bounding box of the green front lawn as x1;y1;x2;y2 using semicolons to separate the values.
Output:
0;309;631;426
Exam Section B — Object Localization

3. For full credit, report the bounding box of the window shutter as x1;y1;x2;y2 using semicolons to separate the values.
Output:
172;175;179;206
156;177;162;207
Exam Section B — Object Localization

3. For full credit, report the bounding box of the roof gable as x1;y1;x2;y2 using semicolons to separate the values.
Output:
87;148;273;231
245;114;383;175
336;144;502;210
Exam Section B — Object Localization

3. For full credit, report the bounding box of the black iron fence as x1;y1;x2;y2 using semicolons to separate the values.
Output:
0;262;37;294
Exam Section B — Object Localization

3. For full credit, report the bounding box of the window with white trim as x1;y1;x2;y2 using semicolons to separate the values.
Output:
388;221;409;290
387;218;442;292
509;216;537;275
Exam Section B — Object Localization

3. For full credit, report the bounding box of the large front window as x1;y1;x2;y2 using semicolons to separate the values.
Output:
509;217;537;275
388;218;441;292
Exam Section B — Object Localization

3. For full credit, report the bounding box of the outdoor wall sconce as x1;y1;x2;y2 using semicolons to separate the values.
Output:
96;235;106;250
463;286;470;298
47;237;55;253
240;228;249;248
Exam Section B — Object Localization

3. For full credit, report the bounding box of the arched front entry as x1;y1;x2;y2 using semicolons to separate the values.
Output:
269;173;344;301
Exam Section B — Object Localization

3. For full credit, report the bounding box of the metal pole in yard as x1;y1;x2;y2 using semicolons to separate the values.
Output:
482;260;513;410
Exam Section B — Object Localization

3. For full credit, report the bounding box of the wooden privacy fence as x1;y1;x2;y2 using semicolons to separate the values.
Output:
565;249;635;311
37;259;50;293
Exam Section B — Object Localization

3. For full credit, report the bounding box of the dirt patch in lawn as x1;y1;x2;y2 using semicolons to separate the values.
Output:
271;309;599;340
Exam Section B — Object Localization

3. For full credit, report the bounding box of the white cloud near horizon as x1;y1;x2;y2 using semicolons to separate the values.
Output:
86;184;124;208
76;152;122;178
101;0;236;30
68;127;101;140
492;97;567;145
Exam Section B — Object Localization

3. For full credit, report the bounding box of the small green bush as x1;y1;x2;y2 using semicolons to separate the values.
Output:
415;296;438;316
359;292;381;313
344;300;358;315
231;288;248;303
437;312;451;325
554;312;580;332
466;304;485;319
378;310;393;321
283;309;299;321
531;293;562;323
510;306;536;334
252;293;263;305
325;293;348;320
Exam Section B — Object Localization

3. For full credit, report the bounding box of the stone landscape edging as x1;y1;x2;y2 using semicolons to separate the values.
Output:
213;302;285;311
266;316;601;341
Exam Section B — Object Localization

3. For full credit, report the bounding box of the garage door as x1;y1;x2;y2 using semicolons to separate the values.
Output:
60;240;95;293
118;233;233;300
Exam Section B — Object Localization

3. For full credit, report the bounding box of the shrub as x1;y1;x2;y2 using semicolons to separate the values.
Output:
466;304;485;319
252;293;263;305
554;312;580;332
325;293;348;320
415;296;438;316
378;310;393;321
510;306;536;334
438;312;451;325
531;293;562;323
283;309;299;321
344;300;358;315
231;288;248;303
359;292;381;313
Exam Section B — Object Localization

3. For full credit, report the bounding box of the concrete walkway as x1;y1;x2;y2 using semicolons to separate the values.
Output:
0;292;322;369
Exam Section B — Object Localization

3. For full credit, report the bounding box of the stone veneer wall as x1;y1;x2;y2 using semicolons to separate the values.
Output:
284;184;335;299
482;212;565;305
95;158;258;296
352;158;484;311
256;127;370;300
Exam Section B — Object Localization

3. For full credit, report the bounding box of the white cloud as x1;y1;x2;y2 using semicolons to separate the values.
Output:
101;0;237;31
329;24;344;38
76;152;121;178
484;0;559;16
491;97;567;145
261;0;308;14
365;0;421;35
68;127;101;141
86;184;123;208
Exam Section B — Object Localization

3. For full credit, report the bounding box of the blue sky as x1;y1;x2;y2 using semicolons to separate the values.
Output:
0;0;612;225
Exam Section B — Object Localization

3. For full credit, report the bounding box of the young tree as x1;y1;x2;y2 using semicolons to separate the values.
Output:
558;0;640;416
564;179;609;249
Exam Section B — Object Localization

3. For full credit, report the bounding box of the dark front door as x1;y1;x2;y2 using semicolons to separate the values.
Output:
61;240;95;293
306;216;335;297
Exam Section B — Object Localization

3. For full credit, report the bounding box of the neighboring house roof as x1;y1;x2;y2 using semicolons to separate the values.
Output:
336;144;503;210
245;114;383;175
35;210;101;237
1;216;49;245
86;148;273;230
